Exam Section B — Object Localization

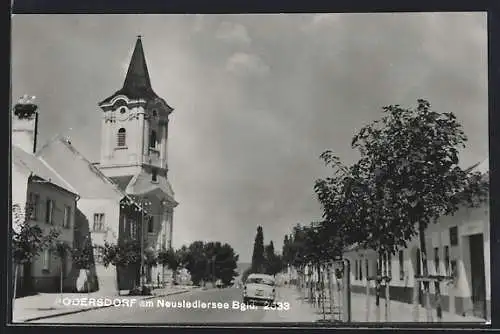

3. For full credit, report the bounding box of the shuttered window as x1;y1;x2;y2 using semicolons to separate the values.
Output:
117;128;126;147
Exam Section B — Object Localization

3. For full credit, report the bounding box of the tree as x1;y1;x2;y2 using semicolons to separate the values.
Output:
264;241;283;276
251;226;265;274
324;99;488;317
101;240;142;295
214;243;239;286
183;241;208;286
12;203;60;302
71;242;94;293
158;248;180;284
52;241;71;295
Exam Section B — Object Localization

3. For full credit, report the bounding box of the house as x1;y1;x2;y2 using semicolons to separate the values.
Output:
94;36;179;284
12;103;79;294
12;35;179;293
343;160;490;320
35;135;146;292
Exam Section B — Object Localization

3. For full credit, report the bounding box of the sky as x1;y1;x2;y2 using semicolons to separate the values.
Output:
11;13;488;263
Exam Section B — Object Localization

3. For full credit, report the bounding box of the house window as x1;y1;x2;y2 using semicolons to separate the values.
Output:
117;128;126;147
359;259;363;280
42;248;51;271
148;216;154;233
63;205;71;228
119;107;127;114
365;259;369;279
354;260;359;280
399;250;404;280
28;193;39;220
434;247;440;275
152;109;158;117
45;199;54;224
149;130;157;148
449;226;458;246
152;169;158;182
444;246;450;275
93;213;105;232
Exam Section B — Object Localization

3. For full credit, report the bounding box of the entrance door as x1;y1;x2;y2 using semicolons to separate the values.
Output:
469;234;486;319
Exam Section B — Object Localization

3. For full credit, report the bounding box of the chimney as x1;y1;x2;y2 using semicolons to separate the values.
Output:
12;95;39;154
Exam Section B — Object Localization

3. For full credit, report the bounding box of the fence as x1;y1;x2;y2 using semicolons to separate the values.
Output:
295;259;351;323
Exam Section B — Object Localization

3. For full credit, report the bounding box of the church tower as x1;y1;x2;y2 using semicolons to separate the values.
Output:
97;36;177;255
98;36;172;176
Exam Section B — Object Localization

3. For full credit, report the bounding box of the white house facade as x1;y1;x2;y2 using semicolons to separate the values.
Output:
344;164;490;320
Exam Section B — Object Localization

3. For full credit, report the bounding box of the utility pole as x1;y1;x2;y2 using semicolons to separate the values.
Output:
212;255;216;287
140;200;145;287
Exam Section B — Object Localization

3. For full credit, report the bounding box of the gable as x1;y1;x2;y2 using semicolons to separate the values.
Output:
35;136;123;200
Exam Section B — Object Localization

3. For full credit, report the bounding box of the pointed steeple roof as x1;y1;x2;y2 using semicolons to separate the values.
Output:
122;36;152;94
99;36;172;109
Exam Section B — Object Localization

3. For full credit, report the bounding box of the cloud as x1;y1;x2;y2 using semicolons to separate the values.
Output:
11;13;487;262
216;21;252;46
225;52;269;76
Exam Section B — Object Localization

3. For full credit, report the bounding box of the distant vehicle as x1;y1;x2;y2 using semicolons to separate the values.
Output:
215;279;223;288
243;273;276;305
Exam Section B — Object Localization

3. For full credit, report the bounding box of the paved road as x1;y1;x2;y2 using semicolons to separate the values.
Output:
29;286;318;324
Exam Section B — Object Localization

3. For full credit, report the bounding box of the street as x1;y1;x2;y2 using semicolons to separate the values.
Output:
28;286;318;324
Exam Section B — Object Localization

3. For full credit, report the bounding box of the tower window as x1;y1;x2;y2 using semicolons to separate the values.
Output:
149;130;157;149
152;169;158;182
152;109;158;117
117;128;126;147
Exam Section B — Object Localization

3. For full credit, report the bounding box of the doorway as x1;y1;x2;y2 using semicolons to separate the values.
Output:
469;234;486;319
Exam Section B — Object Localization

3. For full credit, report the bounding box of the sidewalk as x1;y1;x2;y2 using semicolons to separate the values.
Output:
262;286;324;322
285;286;487;323
349;292;487;323
12;285;198;323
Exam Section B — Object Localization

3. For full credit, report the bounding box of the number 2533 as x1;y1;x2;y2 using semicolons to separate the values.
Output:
264;302;290;311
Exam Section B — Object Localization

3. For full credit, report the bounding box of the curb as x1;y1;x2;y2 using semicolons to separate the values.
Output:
17;289;194;323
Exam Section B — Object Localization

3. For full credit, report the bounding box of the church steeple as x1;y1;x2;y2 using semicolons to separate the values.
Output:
122;35;152;95
99;36;173;107
98;36;173;173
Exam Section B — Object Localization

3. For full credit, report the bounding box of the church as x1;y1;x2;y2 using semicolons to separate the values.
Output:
94;35;179;284
12;36;178;294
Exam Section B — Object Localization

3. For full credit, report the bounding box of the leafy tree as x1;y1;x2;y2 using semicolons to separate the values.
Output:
52;241;71;295
180;241;240;287
101;240;142;294
12;203;60;301
251;226;265;273
158;248;180;284
71;242;94;293
214;243;239;286
184;241;208;286
264;241;284;276
319;99;489;316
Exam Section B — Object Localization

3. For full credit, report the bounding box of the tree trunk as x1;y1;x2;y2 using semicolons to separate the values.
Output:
60;267;63;295
162;264;166;286
321;264;326;320
13;263;19;313
376;250;382;322
328;265;333;321
418;222;433;321
383;252;389;322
